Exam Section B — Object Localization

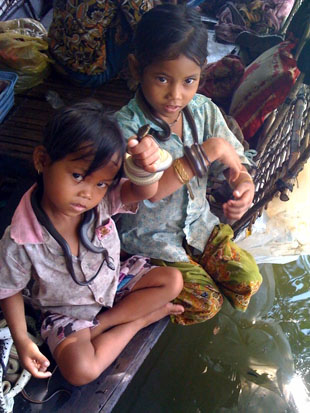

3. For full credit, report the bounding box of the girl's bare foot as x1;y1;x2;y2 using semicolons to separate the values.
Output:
139;302;184;329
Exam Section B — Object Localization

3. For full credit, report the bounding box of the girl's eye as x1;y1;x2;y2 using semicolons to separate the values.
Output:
72;173;83;182
185;78;195;85
157;76;167;84
97;182;107;189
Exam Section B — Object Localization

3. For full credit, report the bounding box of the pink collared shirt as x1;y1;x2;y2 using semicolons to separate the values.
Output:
0;181;137;321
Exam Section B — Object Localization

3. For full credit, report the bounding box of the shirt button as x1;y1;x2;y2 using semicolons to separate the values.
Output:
98;297;104;304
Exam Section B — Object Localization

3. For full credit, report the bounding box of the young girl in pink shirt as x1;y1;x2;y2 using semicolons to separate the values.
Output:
0;100;184;386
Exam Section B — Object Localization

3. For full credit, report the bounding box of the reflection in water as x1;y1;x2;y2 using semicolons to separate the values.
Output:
114;257;310;413
286;375;310;413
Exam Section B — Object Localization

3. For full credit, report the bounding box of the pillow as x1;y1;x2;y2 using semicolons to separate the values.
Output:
229;41;300;140
198;54;245;111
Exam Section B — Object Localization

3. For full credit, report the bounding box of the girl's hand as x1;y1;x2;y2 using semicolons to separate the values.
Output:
223;179;255;221
202;137;243;182
127;135;160;173
15;336;52;379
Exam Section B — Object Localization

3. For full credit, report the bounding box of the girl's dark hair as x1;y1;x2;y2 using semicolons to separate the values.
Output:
133;4;208;142
133;4;208;73
42;99;126;188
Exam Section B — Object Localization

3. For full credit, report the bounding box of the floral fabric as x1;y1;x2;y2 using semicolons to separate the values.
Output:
48;0;152;79
152;224;262;325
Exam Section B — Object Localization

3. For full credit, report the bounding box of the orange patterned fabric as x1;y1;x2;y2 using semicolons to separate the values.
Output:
200;224;262;311
152;224;262;325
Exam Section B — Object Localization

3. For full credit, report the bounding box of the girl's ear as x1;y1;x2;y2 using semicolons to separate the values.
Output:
33;146;51;173
128;54;141;81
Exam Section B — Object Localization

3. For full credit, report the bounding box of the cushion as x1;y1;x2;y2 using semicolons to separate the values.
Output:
229;41;300;140
198;54;245;110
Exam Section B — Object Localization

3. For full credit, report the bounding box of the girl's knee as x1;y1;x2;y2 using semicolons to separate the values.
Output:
59;358;101;386
164;267;184;297
55;341;101;386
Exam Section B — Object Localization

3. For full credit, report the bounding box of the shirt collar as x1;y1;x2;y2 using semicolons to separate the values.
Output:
11;184;45;245
129;92;203;132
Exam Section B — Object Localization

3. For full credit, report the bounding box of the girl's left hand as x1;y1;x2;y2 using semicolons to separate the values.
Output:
127;135;160;173
222;180;255;221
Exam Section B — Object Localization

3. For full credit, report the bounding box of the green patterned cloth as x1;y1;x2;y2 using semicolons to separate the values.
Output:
152;224;262;325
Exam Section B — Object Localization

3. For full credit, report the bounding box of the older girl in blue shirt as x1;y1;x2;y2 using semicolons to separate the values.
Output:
116;4;262;325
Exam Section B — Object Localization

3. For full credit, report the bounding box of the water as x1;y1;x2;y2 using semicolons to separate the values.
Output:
113;256;310;413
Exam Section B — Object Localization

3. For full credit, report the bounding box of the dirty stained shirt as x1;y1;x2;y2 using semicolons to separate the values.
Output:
0;182;137;321
116;93;251;262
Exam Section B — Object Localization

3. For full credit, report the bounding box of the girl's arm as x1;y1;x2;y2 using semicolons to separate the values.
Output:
150;137;243;202
0;293;51;379
121;179;159;205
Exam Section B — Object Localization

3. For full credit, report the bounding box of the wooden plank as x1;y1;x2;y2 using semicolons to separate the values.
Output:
0;128;42;141
12;318;169;413
57;318;169;413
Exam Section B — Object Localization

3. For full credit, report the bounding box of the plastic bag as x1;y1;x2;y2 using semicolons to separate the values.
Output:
0;18;52;93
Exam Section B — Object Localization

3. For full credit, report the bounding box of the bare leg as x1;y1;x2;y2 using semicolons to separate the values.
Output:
54;302;183;386
89;266;183;339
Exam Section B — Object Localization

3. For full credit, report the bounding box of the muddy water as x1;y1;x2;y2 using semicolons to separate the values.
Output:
114;256;310;413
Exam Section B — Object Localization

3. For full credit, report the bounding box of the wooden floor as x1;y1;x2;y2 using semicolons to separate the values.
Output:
0;71;169;413
0;70;134;163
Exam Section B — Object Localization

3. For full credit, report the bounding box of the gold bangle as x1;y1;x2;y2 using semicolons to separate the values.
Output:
173;159;190;184
240;170;253;185
173;159;194;200
239;170;252;180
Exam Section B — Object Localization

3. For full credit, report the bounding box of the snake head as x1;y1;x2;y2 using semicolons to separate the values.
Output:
137;124;151;142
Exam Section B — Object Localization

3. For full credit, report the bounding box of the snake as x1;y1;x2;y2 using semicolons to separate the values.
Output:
31;188;115;287
135;88;204;175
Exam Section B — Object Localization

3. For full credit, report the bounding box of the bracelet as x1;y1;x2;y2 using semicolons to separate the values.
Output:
238;170;253;185
173;158;190;184
183;146;197;176
239;170;252;180
199;145;211;165
191;144;208;176
239;179;253;185
183;144;209;179
173;159;194;200
124;155;163;186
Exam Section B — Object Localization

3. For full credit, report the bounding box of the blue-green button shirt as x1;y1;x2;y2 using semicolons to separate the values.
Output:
115;93;250;262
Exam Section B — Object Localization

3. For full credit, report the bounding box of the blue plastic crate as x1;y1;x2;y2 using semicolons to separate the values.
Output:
0;71;18;123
